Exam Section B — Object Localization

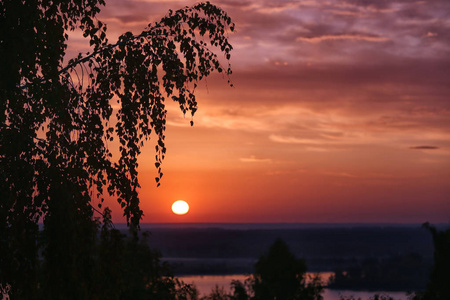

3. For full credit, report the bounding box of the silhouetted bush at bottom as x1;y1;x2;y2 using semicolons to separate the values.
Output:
0;208;199;300
410;223;450;300
200;238;324;300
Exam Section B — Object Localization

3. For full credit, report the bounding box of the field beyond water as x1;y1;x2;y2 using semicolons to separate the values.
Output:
121;222;439;291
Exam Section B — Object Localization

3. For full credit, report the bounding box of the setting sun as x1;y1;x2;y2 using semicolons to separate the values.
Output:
172;200;189;215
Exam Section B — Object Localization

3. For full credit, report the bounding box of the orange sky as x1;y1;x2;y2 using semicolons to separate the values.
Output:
69;0;450;223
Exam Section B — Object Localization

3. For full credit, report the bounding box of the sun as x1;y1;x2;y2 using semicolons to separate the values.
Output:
172;200;189;215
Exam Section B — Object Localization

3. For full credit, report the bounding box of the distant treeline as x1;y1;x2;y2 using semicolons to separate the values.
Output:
328;253;430;291
139;225;435;274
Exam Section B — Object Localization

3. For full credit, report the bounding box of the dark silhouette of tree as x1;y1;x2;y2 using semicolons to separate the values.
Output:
200;279;253;300
0;0;233;298
230;280;250;300
201;285;231;300
198;239;323;300
416;223;450;300
251;238;323;300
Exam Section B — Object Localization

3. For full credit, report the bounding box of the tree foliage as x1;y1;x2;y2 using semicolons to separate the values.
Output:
0;0;233;297
198;239;324;300
251;238;323;300
412;223;450;300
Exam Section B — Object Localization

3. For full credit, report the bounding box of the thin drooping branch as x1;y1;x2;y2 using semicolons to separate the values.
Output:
20;5;233;92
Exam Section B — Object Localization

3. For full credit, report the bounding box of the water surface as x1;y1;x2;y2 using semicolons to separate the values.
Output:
179;274;411;300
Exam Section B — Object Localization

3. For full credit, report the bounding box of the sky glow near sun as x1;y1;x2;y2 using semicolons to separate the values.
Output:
76;0;450;223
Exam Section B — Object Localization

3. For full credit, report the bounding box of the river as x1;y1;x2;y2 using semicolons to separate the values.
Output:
179;274;411;300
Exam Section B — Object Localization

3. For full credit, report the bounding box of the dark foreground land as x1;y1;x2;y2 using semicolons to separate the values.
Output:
134;224;434;276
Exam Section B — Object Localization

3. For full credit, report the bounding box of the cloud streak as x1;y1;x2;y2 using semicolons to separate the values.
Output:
296;34;390;43
410;146;439;150
240;155;272;163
